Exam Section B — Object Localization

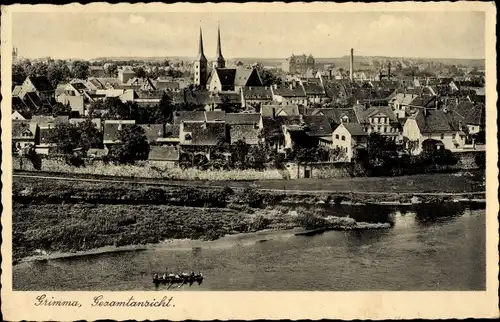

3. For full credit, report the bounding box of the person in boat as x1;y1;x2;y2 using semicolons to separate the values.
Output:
190;271;195;278
154;273;158;279
162;273;166;279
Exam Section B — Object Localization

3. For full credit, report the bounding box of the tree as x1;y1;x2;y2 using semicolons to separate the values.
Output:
27;146;42;170
27;61;48;77
109;125;150;164
259;69;282;86
157;92;175;123
52;102;72;116
231;140;250;169
48;123;82;155
106;63;118;77
104;97;131;119
366;133;398;165
47;61;71;87
247;144;267;170
135;67;146;78
12;63;27;85
78;118;103;152
72;60;90;79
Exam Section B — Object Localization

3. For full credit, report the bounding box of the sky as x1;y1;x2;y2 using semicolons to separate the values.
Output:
12;11;485;60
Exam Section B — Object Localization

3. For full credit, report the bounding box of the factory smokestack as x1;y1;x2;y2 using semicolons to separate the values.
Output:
349;48;354;81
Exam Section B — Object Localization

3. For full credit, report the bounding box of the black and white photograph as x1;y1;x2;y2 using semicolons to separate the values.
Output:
1;2;498;320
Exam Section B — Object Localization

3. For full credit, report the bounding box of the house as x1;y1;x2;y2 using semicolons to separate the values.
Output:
403;109;466;155
301;115;333;146
260;104;300;117
331;123;368;162
18;76;55;101
102;120;136;145
406;95;438;115
207;68;263;93
173;111;207;124
12;121;38;153
139;124;167;144
224;113;263;145
388;92;419;119
447;101;485;135
271;84;308;106
118;67;136;84
262;115;303;152
353;105;400;139
148;145;180;167
301;82;326;104
12;110;27;121
241;86;273;109
134;90;164;107
57;95;85;116
205;92;242;111
179;121;227;158
307;107;357;130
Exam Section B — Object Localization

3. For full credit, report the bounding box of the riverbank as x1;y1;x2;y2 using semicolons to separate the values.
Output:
13;202;400;262
12;172;485;262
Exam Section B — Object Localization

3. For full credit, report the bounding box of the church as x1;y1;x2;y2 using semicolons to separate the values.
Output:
193;26;263;93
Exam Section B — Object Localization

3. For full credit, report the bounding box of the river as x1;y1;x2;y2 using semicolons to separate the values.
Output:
13;204;485;291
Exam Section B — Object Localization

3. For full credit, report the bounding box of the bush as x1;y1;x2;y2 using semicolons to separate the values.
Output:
296;212;328;230
27;148;42;170
240;188;264;208
474;152;486;169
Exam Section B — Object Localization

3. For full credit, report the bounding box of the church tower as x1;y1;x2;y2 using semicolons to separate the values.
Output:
215;24;226;69
193;27;208;87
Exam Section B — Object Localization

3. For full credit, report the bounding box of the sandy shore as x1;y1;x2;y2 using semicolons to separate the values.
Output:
16;228;303;265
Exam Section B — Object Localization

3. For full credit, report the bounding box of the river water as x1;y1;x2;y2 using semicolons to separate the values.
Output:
13;204;485;291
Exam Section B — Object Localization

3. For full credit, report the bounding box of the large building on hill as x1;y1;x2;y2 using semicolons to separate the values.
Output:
282;54;315;74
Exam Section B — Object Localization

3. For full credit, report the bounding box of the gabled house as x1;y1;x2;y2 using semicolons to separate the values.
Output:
12;121;38;153
353;105;400;139
388;92;419;119
224;113;263;145
403;109;466;154
301;82;326;104
260;104;300;117
12;110;27;121
241;86;273;109
179;121;227;158
18;76;55;101
262;115;303;152
154;81;181;92
447;101;485;135
331;123;368;162
271;84;308;106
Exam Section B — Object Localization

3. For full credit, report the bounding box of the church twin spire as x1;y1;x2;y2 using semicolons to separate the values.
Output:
194;24;225;87
196;24;225;68
216;23;225;68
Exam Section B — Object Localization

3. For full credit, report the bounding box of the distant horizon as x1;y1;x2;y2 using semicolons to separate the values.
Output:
12;11;485;61
17;54;486;63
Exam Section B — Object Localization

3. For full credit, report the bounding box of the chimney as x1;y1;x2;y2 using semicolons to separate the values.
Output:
423;107;427;116
350;48;354;82
435;99;438;109
289;83;293;90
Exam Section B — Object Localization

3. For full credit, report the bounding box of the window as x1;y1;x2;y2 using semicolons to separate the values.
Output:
452;133;456;139
440;133;444;140
341;135;346;141
335;134;339;139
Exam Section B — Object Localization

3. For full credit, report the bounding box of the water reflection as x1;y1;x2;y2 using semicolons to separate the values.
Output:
13;204;486;291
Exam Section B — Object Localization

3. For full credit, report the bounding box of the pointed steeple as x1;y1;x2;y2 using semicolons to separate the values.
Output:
196;27;207;61
216;23;225;68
